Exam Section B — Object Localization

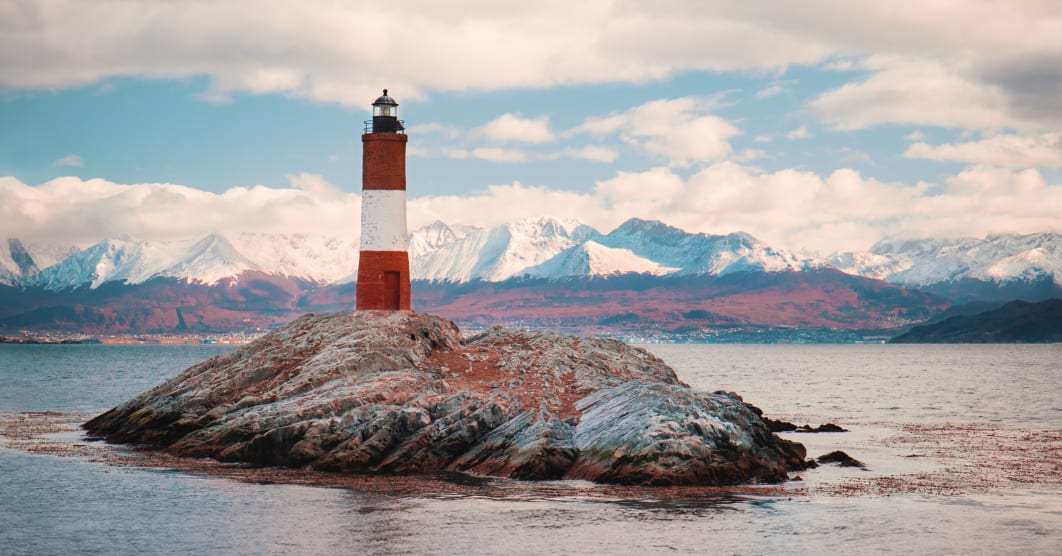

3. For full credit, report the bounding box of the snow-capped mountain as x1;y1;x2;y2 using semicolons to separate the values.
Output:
27;233;361;290
411;217;601;282
525;240;678;278
829;233;1062;287
227;233;358;284
408;221;475;260
601;218;824;276
8;220;1060;293
31;235;262;290
0;238;78;286
409;217;822;282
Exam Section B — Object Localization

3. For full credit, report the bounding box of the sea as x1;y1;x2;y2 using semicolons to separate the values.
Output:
1;343;1059;555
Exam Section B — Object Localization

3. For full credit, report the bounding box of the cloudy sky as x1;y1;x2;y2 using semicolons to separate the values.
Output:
1;0;1060;252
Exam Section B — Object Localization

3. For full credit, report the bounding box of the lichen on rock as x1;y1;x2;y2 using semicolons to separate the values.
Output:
84;311;807;485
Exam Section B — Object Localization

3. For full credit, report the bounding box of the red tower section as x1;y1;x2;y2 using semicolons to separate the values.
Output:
356;90;411;311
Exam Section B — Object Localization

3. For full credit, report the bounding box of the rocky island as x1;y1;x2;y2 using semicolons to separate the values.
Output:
85;311;808;485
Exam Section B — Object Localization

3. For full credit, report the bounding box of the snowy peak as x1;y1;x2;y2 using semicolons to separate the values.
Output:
411;216;602;282
409;217;820;282
228;233;357;284
1;239;37;285
526;240;678;278
155;234;261;284
30;234;255;290
0;238;79;286
12;219;1059;291
831;232;1062;286
602;219;821;276
32;238;141;289
408;221;472;260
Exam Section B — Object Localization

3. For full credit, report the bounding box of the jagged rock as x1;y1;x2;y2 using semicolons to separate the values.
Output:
84;311;807;485
798;423;847;433
817;450;865;468
761;416;848;433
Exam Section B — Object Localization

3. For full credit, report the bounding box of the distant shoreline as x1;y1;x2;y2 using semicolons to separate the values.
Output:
0;334;254;345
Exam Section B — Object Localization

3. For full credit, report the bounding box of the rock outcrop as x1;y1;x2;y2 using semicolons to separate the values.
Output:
85;311;807;485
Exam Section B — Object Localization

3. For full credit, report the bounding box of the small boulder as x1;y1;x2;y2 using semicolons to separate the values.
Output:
817;450;865;468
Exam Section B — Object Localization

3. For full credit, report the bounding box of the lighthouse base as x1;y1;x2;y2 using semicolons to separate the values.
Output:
356;250;411;311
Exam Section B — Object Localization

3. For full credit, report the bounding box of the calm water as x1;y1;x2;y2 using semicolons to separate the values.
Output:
1;343;1060;555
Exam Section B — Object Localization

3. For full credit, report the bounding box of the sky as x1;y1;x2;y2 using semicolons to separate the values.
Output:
1;0;1061;253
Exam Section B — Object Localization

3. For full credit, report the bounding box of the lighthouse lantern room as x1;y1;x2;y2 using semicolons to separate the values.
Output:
357;89;411;311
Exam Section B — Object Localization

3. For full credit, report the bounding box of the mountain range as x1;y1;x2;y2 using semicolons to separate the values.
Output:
1;217;1059;335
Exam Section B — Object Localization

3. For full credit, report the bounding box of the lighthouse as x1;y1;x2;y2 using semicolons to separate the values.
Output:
356;89;410;311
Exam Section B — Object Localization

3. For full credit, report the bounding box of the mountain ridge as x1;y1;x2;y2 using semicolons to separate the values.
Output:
3;219;1060;305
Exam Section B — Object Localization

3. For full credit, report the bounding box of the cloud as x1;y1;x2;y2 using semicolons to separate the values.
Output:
755;84;787;98
473;113;555;144
0;175;362;245
808;57;1014;131
785;126;811;139
413;97;726;166
405;122;461;138
732;149;769;162
407;182;600;231
4;162;1060;253
904;133;1062;168
53;155;82;167
287;172;345;199
440;147;531;163
405;163;1062;252
570;96;739;166
904;130;927;142
753;134;773;143
416;144;618;164
561;145;618;163
1;1;1057;131
977;52;1062;127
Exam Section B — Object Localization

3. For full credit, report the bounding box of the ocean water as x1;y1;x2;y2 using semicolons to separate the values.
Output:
1;343;1060;555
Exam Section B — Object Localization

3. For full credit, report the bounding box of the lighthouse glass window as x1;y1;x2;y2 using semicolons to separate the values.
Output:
374;104;395;117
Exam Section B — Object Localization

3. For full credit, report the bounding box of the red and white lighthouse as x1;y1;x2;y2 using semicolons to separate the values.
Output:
356;89;411;311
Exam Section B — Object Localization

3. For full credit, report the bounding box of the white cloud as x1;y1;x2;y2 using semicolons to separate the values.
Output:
755;84;786;98
407;182;600;231
4;163;1060;253
753;134;773;143
561;145;618;163
571;97;739;166
286;172;344;199
785;126;811;139
732;149;769;162
53;155;82;167
404;163;1062;252
1;1;1058;129
904;130;927;142
473;113;555;144
441;147;530;163
417;144;617;164
808;57;1014;131
0;175;362;246
411;98;734;166
904;133;1062;168
406;122;462;138
594;167;686;210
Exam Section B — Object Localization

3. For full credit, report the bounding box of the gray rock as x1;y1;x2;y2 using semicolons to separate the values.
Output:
85;311;806;485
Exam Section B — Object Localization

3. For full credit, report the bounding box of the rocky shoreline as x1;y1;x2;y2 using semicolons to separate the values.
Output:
85;311;809;485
